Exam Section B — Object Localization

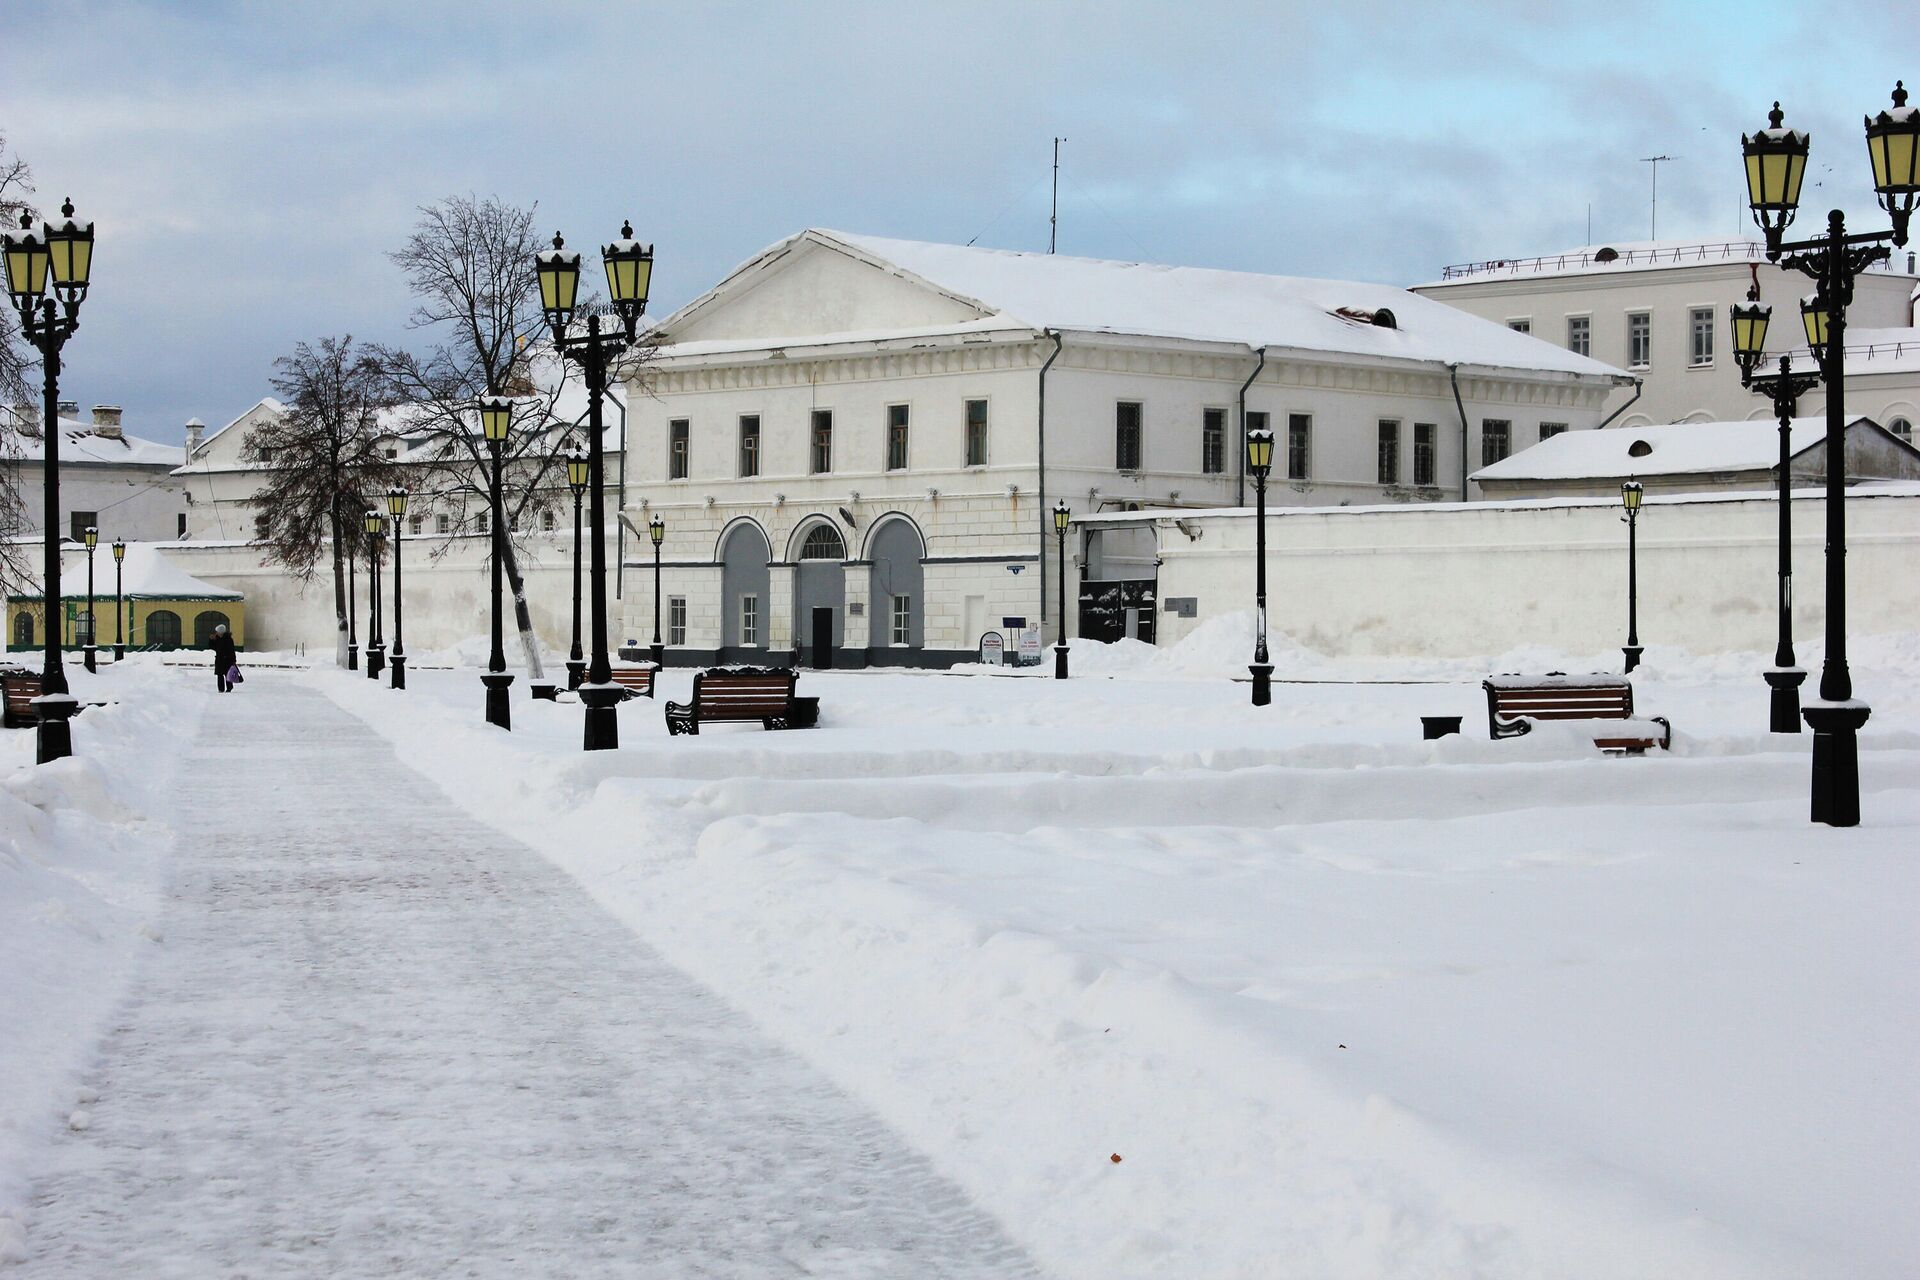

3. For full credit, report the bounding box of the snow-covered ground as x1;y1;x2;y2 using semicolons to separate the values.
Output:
4;629;1917;1277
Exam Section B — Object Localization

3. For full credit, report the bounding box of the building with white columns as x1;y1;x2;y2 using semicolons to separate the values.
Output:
617;230;1630;668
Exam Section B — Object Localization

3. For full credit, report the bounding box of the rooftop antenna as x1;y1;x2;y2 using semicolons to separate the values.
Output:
1050;137;1064;254
1640;155;1675;240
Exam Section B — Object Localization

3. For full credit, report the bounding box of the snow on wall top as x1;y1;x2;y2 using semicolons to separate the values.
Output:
818;230;1627;379
1423;236;1919;288
1469;417;1859;481
1766;327;1920;378
2;416;183;468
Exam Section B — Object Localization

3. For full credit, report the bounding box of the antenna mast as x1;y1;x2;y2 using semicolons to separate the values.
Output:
1640;155;1675;239
1050;137;1063;254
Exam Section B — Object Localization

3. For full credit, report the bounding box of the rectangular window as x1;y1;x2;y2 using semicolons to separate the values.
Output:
1413;423;1436;486
1567;315;1591;356
256;447;274;463
69;511;98;542
964;399;988;467
540;509;555;532
740;594;760;647
409;514;424;536
669;419;689;479
1287;413;1311;481
477;509;490;534
1377;419;1400;484
436;513;451;534
1507;318;1532;334
890;595;912;646
177;512;188;539
668;596;687;646
1690;306;1714;366
1481;419;1512;467
738;414;760;477
1244;409;1269;442
811;409;833;474
1627;311;1652;368
885;403;910;470
1539;422;1568;442
1115;401;1143;471
1201;407;1226;475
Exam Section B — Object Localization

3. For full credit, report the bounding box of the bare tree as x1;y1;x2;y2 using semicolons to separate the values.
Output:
0;130;37;594
378;194;646;685
251;336;403;665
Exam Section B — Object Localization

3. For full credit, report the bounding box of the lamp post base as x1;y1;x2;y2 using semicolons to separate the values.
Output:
651;641;665;670
1764;667;1806;734
1054;643;1069;680
112;644;125;662
482;670;514;730
33;693;77;764
567;658;586;690
83;645;96;673
366;645;385;680
389;653;406;691
1622;645;1644;674
1804;701;1871;827
1250;663;1272;707
579;683;622;752
347;642;359;672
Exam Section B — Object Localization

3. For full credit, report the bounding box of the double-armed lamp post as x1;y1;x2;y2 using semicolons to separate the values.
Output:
565;446;589;691
479;395;515;729
386;487;408;690
1620;481;1644;673
649;514;666;669
363;509;385;680
81;524;98;672
1729;292;1821;733
1739;85;1917;826
3;198;95;763
1052;501;1071;679
111;538;125;661
534;220;654;752
1246;426;1275;706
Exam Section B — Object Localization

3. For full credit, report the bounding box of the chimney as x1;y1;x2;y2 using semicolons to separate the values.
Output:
91;405;123;438
184;417;205;465
8;402;38;435
57;398;78;420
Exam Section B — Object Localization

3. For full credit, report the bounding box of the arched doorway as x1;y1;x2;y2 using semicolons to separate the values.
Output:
194;610;232;648
791;519;847;669
866;515;924;653
147;609;182;649
718;521;771;653
12;611;33;648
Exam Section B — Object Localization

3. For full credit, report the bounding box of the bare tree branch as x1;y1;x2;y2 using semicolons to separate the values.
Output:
0;130;38;594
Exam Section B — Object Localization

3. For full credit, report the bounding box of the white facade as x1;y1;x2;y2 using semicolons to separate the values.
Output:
619;229;1629;667
3;404;188;543
1413;239;1920;427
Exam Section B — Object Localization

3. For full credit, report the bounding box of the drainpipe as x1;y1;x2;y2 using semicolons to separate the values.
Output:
1236;346;1267;508
1447;363;1471;500
1037;329;1064;631
1594;376;1644;430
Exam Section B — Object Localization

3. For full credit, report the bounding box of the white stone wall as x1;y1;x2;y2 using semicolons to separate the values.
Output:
13;461;186;543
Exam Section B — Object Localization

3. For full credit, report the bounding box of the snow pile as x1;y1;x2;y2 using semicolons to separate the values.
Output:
0;659;202;1256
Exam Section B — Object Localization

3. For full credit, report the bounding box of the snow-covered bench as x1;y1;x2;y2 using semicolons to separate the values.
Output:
607;666;656;701
2;669;38;728
665;667;811;735
1483;674;1671;754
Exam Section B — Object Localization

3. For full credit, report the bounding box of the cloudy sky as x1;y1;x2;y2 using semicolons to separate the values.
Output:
2;0;1912;441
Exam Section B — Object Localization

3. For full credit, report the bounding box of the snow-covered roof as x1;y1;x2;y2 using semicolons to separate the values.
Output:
1;415;181;468
1422;237;1918;288
660;229;1630;381
1469;417;1881;482
9;542;242;601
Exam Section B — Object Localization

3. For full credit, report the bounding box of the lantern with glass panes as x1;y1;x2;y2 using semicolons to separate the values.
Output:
111;539;126;660
564;446;590;689
1865;82;1919;246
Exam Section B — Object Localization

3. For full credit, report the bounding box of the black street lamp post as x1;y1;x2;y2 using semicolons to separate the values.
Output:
1246;426;1275;706
81;525;97;672
565;447;589;691
1741;87;1917;826
387;487;408;690
479;395;515;729
111;538;125;661
536;221;654;752
4;198;95;763
1620;480;1644;673
1731;295;1820;732
1052;502;1071;678
363;509;384;680
649;515;665;669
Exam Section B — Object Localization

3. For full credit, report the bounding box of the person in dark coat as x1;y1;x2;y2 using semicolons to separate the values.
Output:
208;623;239;692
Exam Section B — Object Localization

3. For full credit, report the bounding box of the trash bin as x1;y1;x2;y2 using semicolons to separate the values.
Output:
1421;715;1462;740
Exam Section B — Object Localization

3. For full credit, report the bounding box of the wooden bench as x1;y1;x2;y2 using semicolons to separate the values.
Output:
665;667;809;735
606;666;656;701
1484;674;1671;753
2;670;39;728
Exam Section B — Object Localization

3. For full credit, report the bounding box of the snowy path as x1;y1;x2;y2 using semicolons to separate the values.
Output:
13;681;1038;1278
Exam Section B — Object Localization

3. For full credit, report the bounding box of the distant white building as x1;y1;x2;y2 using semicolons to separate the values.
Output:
3;402;188;543
1770;328;1918;442
618;229;1631;665
1412;238;1920;428
1469;416;1920;501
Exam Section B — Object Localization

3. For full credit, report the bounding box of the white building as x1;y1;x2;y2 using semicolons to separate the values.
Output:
1412;238;1920;427
1774;328;1919;441
3;402;188;542
618;229;1630;667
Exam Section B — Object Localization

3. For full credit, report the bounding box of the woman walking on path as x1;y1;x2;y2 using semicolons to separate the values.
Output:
208;624;240;693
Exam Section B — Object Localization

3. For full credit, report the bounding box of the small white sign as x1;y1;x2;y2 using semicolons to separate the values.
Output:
979;632;1005;665
1017;627;1043;665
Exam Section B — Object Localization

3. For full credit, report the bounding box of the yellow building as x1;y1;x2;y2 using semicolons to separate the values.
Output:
6;542;245;653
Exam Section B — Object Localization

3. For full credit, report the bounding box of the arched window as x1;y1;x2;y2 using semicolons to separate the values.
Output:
193;610;231;648
799;523;845;560
146;609;182;649
1891;417;1913;443
12;611;33;647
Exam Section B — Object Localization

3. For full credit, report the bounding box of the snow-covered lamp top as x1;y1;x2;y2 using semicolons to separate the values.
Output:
1867;83;1919;243
1743;103;1810;243
602;219;654;335
3;212;48;301
536;232;583;333
43;198;93;301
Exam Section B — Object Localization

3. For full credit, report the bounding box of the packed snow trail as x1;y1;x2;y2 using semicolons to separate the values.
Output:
13;681;1039;1278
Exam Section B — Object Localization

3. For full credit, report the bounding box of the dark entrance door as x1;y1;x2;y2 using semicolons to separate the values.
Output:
811;607;835;669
